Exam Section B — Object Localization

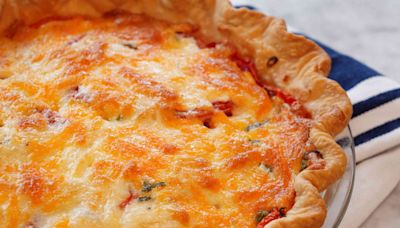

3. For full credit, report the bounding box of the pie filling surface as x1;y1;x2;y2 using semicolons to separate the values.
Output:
0;13;324;227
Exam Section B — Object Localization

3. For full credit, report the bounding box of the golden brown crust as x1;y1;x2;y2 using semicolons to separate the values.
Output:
0;0;352;227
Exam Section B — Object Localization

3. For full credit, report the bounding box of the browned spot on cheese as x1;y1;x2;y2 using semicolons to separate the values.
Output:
54;218;70;228
120;67;178;101
171;207;190;225
197;173;220;191
5;194;20;228
18;113;48;130
0;69;13;79
91;160;123;184
103;137;147;160
18;163;74;212
225;150;262;170
65;42;108;76
122;161;141;182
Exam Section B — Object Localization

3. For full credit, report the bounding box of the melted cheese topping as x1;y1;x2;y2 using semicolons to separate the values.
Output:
0;14;313;227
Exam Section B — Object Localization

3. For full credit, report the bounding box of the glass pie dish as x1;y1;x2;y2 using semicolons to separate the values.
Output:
323;126;356;228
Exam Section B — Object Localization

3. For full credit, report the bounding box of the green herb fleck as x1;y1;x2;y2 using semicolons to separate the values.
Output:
245;120;269;132
249;139;262;145
122;42;138;50
154;181;166;188
137;196;152;202
142;181;166;193
142;181;153;192
256;210;269;223
300;157;308;171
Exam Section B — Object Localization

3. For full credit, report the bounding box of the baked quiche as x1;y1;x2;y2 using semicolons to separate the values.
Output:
0;0;352;227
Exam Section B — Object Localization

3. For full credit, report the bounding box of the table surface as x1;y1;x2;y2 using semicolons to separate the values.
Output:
232;1;400;227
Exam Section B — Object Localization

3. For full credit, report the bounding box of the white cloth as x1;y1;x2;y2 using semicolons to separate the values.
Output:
340;146;400;228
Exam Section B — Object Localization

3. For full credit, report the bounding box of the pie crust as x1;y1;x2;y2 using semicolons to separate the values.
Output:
0;0;352;227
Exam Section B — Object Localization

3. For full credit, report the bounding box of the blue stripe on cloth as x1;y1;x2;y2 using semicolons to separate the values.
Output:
353;88;400;118
354;118;400;146
234;5;258;10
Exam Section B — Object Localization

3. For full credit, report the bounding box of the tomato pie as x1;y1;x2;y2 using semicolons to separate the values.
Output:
0;0;352;227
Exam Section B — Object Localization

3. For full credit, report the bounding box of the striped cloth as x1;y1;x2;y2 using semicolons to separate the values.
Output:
233;4;400;163
311;41;400;162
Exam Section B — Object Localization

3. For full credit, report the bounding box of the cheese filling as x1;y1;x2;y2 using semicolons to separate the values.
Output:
0;13;315;227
